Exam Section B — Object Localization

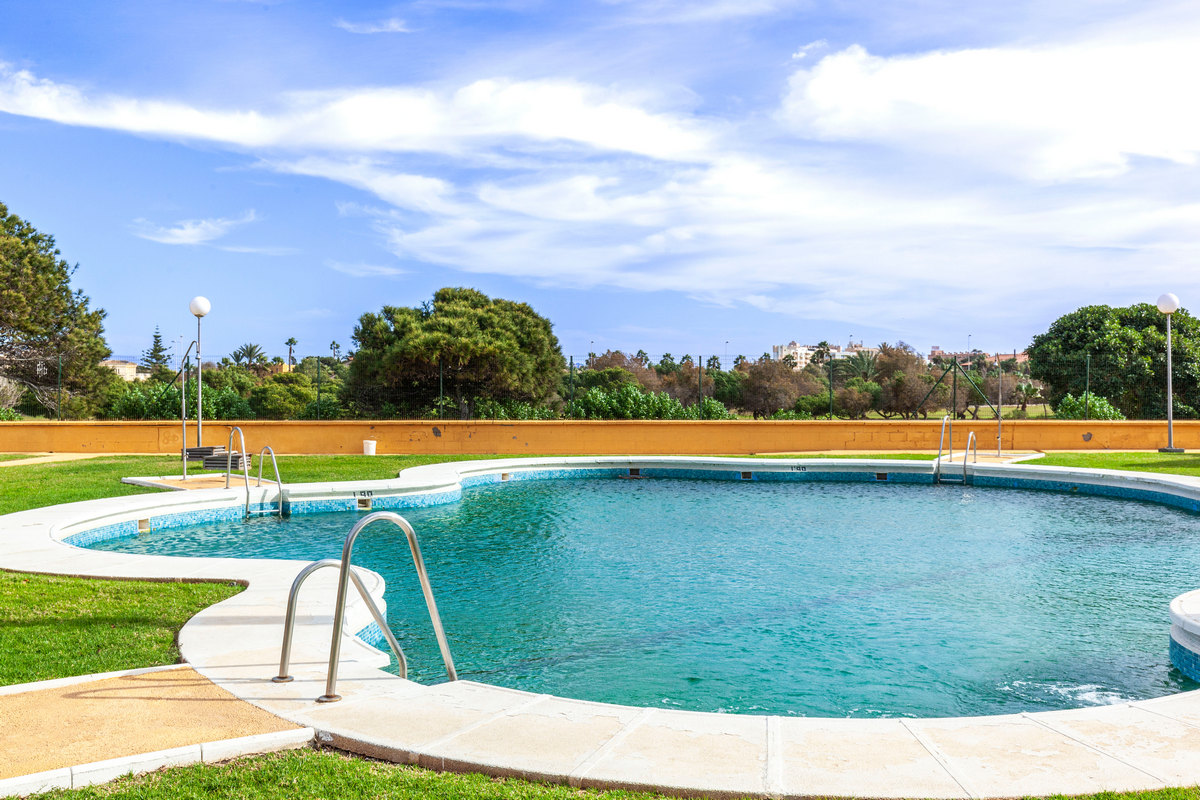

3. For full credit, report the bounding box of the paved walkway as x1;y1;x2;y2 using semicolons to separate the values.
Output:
0;665;307;784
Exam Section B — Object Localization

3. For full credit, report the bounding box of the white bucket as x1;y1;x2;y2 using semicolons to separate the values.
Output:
363;439;377;456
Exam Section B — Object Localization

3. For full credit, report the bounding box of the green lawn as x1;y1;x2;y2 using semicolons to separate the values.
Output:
0;570;241;685
1034;451;1200;478
28;749;1200;800
0;453;33;462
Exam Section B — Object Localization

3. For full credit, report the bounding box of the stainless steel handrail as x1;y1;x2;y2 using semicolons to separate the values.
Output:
935;415;952;483
319;511;456;703
963;431;978;483
225;426;254;515
257;445;284;518
273;559;407;683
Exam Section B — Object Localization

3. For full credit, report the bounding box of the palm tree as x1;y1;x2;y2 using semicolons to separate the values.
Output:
837;350;879;383
230;343;266;367
285;337;298;367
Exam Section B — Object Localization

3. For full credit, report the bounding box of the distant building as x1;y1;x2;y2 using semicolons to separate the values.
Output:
100;359;149;381
772;340;880;370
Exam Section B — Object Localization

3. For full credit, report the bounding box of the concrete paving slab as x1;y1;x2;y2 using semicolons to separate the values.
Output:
776;717;968;799
909;714;1166;796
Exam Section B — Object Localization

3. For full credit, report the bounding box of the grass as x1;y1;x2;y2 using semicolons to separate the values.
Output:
36;750;678;800
1035;451;1200;478
28;749;1200;800
740;452;937;460
0;570;242;685
0;453;33;462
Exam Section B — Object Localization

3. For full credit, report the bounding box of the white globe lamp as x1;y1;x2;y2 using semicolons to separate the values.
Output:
1158;293;1183;453
190;296;211;447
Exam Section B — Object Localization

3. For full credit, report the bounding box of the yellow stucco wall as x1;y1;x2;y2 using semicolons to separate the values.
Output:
0;419;1195;454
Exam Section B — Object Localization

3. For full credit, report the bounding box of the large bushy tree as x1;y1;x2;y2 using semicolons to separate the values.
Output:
346;287;564;418
1028;303;1200;419
0;202;113;416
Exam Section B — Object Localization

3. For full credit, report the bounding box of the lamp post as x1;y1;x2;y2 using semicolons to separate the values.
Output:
189;296;211;448
1157;293;1183;453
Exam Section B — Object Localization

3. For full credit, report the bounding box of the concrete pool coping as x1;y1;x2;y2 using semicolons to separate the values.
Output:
7;455;1200;798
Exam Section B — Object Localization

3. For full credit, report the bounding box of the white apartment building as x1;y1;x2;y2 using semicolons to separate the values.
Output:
771;341;881;370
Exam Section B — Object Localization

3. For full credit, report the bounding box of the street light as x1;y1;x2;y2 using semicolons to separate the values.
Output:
1158;293;1183;453
189;296;211;448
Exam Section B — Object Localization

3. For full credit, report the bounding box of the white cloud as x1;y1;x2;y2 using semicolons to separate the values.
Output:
327;261;408;278
218;244;300;255
132;210;257;245
780;33;1200;180
603;0;800;24
12;11;1200;342
0;64;710;161
334;17;411;34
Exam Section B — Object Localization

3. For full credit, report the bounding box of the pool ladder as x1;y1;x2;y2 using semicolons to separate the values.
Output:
934;416;978;485
273;511;457;703
225;426;284;517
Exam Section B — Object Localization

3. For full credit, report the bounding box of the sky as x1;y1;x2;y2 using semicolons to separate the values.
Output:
2;0;1199;365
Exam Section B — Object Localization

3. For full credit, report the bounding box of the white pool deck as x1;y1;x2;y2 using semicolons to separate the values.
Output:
7;456;1200;798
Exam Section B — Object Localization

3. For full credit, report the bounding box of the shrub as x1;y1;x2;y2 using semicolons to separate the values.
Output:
1054;393;1125;420
770;409;814;420
473;398;557;420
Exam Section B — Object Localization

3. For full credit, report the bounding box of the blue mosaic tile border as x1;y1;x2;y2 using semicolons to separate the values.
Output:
1170;635;1200;682
63;463;1200;554
63;520;139;547
974;475;1200;513
355;620;388;650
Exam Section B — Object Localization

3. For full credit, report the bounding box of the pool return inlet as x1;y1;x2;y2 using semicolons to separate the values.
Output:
273;511;458;702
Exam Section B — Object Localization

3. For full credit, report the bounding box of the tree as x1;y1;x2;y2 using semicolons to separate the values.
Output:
742;356;812;418
285;337;298;367
810;341;832;367
346;287;564;418
1028;303;1200;419
230;343;266;367
837;350;878;383
586;350;662;391
0;202;114;416
875;343;939;419
140;326;172;379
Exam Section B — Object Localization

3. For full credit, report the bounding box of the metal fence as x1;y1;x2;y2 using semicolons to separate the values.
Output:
4;347;1188;422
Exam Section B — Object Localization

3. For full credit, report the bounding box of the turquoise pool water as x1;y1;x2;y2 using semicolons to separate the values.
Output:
93;477;1200;717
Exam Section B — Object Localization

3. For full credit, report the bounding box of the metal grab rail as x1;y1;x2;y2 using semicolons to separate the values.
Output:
935;415;953;483
319;511;456;703
963;431;978;484
273;559;407;683
223;428;283;517
257;445;284;518
225;426;249;493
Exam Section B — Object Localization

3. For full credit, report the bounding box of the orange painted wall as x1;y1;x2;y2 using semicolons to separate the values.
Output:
0;419;1195;454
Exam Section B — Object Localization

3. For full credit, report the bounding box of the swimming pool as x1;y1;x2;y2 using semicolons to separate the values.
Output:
92;473;1200;717
13;455;1200;797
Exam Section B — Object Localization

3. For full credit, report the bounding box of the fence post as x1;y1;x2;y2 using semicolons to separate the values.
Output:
439;358;444;420
698;356;703;408
316;357;321;420
828;359;834;419
1085;352;1090;420
568;356;575;418
56;354;62;421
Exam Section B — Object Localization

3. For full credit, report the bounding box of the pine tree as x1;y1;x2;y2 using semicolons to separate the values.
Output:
140;326;172;371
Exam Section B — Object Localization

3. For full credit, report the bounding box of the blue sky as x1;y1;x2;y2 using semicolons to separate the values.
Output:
2;1;1198;365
